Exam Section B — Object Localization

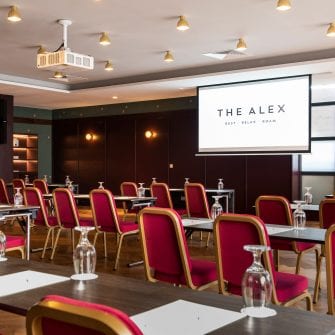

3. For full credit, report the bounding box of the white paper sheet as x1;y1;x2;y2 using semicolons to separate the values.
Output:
182;219;213;227
266;226;293;235
0;270;70;297
131;299;245;335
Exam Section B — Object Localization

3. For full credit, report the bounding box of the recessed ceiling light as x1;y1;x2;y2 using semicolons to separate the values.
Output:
176;16;190;31
8;5;22;22
164;51;174;62
236;38;247;51
112;96;118;99
105;60;114;71
276;0;291;11
99;32;111;46
326;23;335;37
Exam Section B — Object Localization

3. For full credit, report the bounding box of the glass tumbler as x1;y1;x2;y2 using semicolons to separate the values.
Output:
211;195;223;220
0;231;7;262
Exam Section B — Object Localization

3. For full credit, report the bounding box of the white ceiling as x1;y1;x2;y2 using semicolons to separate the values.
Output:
0;0;335;110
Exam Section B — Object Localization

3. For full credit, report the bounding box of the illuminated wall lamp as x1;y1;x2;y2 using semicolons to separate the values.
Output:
85;133;97;141
145;130;157;139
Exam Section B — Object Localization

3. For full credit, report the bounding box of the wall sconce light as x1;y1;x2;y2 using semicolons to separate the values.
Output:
145;130;157;139
85;133;97;141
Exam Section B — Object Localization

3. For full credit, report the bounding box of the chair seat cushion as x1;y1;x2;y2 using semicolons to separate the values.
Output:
118;220;138;233
270;237;315;252
175;208;187;216
79;217;94;227
184;259;217;287
6;235;25;248
274;271;308;302
47;216;58;226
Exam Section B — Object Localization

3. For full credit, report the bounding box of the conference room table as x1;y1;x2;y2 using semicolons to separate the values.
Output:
0;204;39;260
0;258;334;334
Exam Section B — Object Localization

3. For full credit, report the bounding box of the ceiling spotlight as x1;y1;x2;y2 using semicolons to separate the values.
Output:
105;60;114;71
164;50;174;62
176;16;190;31
37;46;47;55
53;71;64;78
276;0;291;11
8;5;22;22
236;38;247;51
326;23;335;37
99;32;111;46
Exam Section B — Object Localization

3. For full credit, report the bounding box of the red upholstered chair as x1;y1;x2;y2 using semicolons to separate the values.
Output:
12;178;25;190
33;179;49;194
51;188;94;260
314;198;335;303
255;195;319;274
214;213;312;310
139;207;217;290
0;178;10;204
184;182;212;245
90;189;139;269
26;295;143;335
150;182;187;216
4;235;25;258
120;181;139;219
23;187;58;259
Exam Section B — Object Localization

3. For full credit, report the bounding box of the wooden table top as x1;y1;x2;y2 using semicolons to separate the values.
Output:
0;258;334;334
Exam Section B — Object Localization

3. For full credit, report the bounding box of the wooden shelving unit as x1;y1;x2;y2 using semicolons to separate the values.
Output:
13;134;38;180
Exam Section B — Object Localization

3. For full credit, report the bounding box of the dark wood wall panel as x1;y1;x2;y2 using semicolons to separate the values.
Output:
106;117;136;194
0;95;13;181
135;117;169;185
169;110;205;187
52;109;299;212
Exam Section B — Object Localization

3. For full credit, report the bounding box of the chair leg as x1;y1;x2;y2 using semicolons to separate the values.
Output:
50;228;62;260
71;229;75;252
114;234;124;270
41;228;53;259
206;232;211;247
93;231;99;247
295;252;303;274
306;293;313;311
103;232;107;258
313;252;323;303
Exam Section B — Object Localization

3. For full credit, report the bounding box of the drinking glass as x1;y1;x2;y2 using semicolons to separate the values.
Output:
65;175;71;186
218;178;224;190
98;181;104;189
0;231;7;262
152;177;157;184
68;181;74;193
24;175;30;185
138;183;145;197
241;245;276;318
304;187;313;204
293;200;306;230
72;226;98;280
184;177;190;185
14;188;23;206
211;195;223;220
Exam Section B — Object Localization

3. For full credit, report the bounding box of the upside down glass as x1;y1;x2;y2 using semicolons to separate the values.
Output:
14;188;23;206
241;245;276;318
138;183;145;197
0;231;7;262
211;196;223;220
293;200;306;230
72;226;97;280
304;187;313;204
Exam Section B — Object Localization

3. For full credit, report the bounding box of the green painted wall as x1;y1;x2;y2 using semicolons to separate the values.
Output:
13;107;53;180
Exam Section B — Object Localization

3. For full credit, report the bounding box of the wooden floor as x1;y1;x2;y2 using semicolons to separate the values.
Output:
0;213;331;334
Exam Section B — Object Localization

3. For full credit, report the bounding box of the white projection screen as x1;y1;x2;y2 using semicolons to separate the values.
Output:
197;75;311;154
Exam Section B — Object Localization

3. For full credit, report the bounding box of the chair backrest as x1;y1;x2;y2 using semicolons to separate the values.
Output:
53;188;80;228
26;294;143;335
139;207;194;287
255;195;292;226
13;178;25;190
33;179;49;194
214;213;277;300
184;183;211;218
325;224;335;315
120;182;138;196
150;182;173;209
320;199;335;229
90;189;121;233
0;178;10;204
24;187;51;227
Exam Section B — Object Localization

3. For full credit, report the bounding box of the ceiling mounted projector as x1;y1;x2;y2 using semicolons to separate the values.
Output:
37;19;94;71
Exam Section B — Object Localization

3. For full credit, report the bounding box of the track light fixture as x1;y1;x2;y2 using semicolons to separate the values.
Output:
164;50;174;62
326;23;335;37
53;71;64;79
105;60;114;71
8;5;22;22
99;32;111;46
37;46;47;55
276;0;291;11
176;16;190;31
236;38;247;51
